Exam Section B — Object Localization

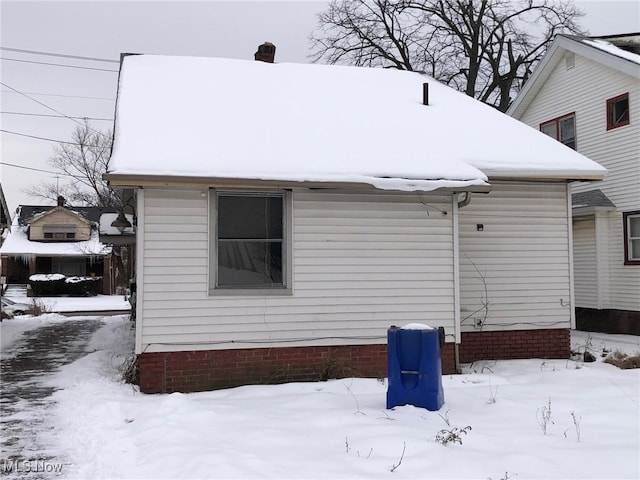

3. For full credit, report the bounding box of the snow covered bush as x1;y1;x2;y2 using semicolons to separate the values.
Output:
29;274;102;296
29;273;66;296
65;276;101;296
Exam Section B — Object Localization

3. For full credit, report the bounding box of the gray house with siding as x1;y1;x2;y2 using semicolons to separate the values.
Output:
106;47;605;393
508;33;640;335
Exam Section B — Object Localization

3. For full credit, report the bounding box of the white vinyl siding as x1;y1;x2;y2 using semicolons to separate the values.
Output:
138;188;455;354
459;181;572;332
516;50;640;314
572;217;598;308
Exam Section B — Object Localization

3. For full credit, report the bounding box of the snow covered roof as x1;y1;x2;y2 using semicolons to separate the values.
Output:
28;206;92;227
509;34;640;118
0;215;111;257
107;54;605;191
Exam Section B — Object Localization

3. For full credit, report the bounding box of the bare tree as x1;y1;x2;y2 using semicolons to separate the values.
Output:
24;121;120;207
310;0;585;111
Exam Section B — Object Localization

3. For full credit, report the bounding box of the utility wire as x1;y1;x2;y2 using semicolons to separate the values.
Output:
0;161;75;177
1;111;113;121
1;90;114;101
0;46;119;63
1;57;119;72
0;81;110;139
1;128;86;145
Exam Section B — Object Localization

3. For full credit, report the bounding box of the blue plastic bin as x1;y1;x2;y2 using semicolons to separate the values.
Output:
386;325;444;411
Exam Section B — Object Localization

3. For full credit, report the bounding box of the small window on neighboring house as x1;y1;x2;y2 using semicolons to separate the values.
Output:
540;113;576;150
43;225;76;241
623;211;640;265
607;93;629;130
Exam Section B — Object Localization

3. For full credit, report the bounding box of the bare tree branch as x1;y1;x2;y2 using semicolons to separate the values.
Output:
310;0;585;111
23;120;119;207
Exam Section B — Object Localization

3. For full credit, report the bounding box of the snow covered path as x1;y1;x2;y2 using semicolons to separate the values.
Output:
1;317;103;478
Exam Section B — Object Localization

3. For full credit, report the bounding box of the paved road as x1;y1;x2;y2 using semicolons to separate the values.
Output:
1;319;104;478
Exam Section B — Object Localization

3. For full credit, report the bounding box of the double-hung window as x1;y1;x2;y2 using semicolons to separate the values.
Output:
623;211;640;265
540;113;576;150
211;190;291;292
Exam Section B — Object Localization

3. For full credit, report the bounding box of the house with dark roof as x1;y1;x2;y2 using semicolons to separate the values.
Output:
0;196;134;295
105;44;606;393
508;33;640;334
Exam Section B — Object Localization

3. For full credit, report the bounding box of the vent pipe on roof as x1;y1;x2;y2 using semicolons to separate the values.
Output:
423;82;429;106
255;42;276;63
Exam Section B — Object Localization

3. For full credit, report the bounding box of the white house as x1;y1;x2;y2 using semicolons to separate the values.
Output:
105;46;605;393
508;33;640;335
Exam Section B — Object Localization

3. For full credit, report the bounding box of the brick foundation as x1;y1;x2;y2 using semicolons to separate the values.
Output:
458;328;570;364
139;343;458;394
137;330;567;393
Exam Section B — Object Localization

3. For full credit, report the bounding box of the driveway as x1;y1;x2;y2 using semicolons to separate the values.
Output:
1;318;104;478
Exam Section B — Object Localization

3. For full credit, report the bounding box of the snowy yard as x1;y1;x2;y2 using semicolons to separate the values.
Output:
1;315;639;479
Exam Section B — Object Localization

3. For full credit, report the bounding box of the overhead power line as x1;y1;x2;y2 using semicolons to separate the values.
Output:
1;90;115;101
1;57;119;72
0;46;119;63
0;161;75;177
0;81;110;139
1;111;113;121
1;128;87;145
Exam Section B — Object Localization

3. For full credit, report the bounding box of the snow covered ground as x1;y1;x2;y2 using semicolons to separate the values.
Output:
2;294;130;313
2;315;639;479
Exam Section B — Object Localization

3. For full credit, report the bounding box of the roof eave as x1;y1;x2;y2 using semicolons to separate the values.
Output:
484;169;606;181
104;173;492;194
572;205;616;217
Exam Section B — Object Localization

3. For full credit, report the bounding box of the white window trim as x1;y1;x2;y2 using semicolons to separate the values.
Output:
209;189;293;295
624;211;640;264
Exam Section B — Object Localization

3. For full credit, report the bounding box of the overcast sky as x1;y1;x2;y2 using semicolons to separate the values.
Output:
1;0;639;214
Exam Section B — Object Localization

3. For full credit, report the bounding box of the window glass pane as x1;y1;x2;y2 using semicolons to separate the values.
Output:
630;216;640;238
610;97;629;127
218;241;283;286
218;195;283;240
631;239;640;260
540;122;556;139
559;116;575;149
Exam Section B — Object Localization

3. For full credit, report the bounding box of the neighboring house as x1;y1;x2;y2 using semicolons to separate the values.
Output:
508;33;640;335
0;184;10;288
0;196;124;295
0;183;9;238
105;46;605;393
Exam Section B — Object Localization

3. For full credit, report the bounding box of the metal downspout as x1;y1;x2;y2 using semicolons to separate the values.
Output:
453;192;472;373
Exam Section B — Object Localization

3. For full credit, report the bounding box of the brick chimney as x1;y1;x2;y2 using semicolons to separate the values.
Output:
255;42;276;63
57;195;65;207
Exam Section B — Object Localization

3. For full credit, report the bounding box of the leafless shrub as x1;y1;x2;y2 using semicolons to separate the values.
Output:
435;426;472;446
390;442;406;472
537;398;554;435
564;411;582;442
30;298;51;316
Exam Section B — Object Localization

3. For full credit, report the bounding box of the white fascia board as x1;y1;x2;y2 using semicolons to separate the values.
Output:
484;169;606;181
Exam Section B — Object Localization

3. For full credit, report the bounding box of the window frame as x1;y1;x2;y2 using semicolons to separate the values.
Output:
606;92;630;131
209;189;293;295
623;210;640;265
539;112;577;150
